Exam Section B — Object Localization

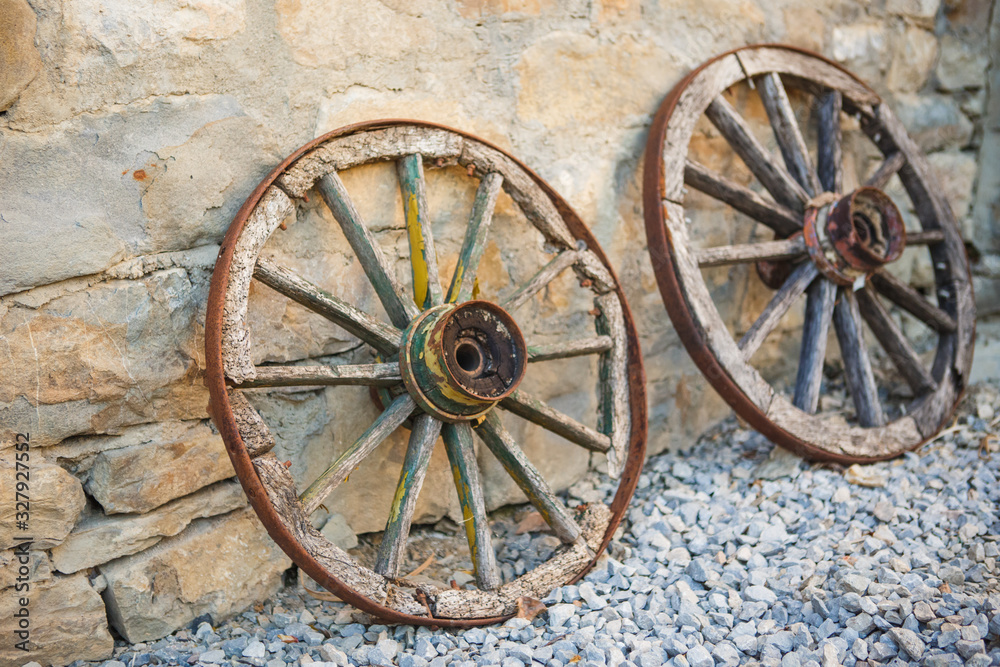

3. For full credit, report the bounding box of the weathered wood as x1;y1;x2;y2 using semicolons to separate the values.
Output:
278;126;464;198
223;187;295;384
864;151;905;190
573;249;617;295
501;248;580;312
447;172;503;303
683;160;801;236
870;270;957;333
475;412;581;544
705;96;810;212
816;90;843;194
594;292;630;479
398;154;443;309
792;277;836;413
766;395;921;459
441;422;501;591
527;336;613;362
317;172;420;328
235;363;402;388
735;47;880;113
374;414;442;579
300;393;416;515
459;140;577;249
866;103;975;383
910;367;959;438
856;285;937;395
757;72;821;195
739;261;819;359
430;503;610;619
696;236;807;267
228;389;276;457
661;200;775;411
906;229;945;245
500;389;611;454
833;289;885;427
254;258;403;357
252;453;394;607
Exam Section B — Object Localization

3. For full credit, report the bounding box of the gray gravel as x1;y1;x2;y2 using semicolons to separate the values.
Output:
79;383;1000;667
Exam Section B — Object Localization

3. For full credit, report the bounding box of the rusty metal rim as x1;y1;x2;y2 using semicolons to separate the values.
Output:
642;43;965;464
206;119;647;626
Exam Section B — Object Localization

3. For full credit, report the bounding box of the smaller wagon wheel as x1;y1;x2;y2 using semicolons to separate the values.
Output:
206;120;646;625
644;45;975;463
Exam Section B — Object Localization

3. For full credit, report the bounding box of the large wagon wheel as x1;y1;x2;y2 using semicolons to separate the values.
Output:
206;120;646;625
644;45;975;463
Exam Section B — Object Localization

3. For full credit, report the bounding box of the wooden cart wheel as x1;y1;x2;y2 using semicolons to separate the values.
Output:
206;120;646;626
643;45;975;463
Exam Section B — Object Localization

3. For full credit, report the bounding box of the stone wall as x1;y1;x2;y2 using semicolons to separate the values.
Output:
0;0;995;662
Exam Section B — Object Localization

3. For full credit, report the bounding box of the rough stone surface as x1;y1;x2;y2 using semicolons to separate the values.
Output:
50;479;247;574
85;420;235;514
0;458;86;550
0;0;41;111
100;508;290;642
0;573;114;665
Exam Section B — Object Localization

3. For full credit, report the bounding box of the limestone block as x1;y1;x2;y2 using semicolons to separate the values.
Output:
0;94;248;296
0;0;41;111
0;549;51;590
100;507;290;643
936;32;990;91
51;480;247;574
275;0;439;69
886;0;940;25
893;93;974;152
887;27;938;93
66;0;245;66
0;572;114;665
831;23;891;82
85;421;235;514
0;459;85;550
0;266;210;449
927;151;978;234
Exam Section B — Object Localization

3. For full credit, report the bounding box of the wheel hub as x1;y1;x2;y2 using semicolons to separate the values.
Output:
803;187;906;286
399;301;527;422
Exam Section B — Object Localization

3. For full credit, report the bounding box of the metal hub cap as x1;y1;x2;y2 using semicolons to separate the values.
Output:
804;187;906;286
400;300;527;422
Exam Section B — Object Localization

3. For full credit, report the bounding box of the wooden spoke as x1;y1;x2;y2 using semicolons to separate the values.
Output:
705;95;810;211
696;236;807;267
447;172;503;303
870;270;957;333
374;414;443;578
254;258;403;356
683;160;802;237
792;278;836;413
441;422;501;590
738;261;819;358
816;90;843;193
527;336;612;362
501;246;581;313
317;172;421;328
235;363;402;388
856;285;937;395
300;393;416;515
833;289;885;427
475;412;581;545
864;151;905;190
906;229;946;245
500;389;611;454
398;154;443;310
757;72;821;195
595;292;630;478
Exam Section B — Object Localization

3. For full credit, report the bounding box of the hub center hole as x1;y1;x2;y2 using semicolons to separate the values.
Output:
456;341;484;374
